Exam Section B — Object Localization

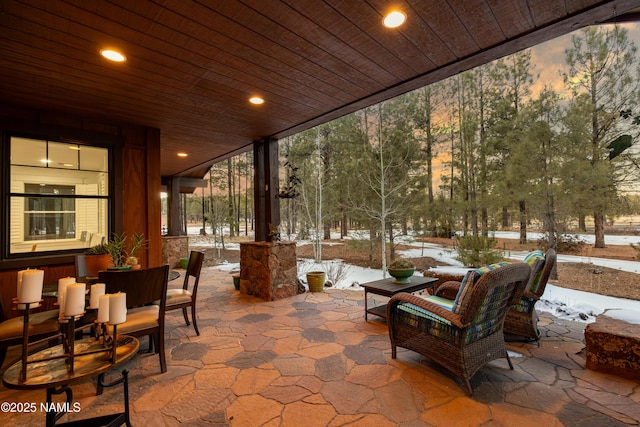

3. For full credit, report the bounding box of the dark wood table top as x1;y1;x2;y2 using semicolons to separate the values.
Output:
361;276;438;297
3;335;139;390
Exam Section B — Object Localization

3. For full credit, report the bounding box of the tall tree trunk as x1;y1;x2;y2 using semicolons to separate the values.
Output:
388;223;395;263
368;222;375;263
227;159;235;238
519;200;527;244
594;211;606;248
324;223;331;240
502;207;509;229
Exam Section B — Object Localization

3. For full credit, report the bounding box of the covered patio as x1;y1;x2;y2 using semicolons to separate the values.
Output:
2;266;638;426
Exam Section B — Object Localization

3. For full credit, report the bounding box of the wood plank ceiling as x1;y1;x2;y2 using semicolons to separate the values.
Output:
1;0;639;180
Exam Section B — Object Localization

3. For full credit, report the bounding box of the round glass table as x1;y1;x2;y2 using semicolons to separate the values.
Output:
3;335;139;426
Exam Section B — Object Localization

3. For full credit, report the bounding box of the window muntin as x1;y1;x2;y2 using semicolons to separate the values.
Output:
9;137;110;254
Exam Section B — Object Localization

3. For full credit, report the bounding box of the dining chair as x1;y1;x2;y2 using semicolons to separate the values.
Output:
98;265;170;373
0;298;59;368
166;251;204;336
74;254;90;283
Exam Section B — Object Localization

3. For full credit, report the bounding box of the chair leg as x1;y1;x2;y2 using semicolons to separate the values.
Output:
505;350;514;370
182;307;190;326
191;304;199;336
0;347;7;369
464;379;473;396
156;331;166;373
96;373;104;395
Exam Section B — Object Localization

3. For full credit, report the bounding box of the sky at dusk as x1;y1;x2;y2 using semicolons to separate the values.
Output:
529;22;640;97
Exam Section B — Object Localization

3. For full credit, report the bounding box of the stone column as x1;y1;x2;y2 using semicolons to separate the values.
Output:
239;241;301;300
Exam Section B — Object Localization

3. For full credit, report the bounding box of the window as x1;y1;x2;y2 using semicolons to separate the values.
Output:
9;137;110;254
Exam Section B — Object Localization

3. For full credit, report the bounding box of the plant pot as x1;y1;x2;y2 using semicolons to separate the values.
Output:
232;274;240;290
107;266;132;271
306;271;326;292
84;254;113;276
179;258;189;269
388;268;415;284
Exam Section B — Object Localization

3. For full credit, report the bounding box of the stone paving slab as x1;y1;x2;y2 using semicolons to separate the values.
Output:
1;266;639;426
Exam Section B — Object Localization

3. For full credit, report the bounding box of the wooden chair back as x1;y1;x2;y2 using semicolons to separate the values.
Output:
99;265;169;310
182;251;204;296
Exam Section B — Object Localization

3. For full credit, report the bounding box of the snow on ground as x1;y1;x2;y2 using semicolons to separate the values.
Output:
192;227;640;323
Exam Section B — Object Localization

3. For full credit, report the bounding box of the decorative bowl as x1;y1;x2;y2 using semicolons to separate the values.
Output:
388;267;415;284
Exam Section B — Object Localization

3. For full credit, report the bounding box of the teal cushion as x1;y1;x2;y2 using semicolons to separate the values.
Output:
527;258;546;295
452;262;510;314
524;250;544;266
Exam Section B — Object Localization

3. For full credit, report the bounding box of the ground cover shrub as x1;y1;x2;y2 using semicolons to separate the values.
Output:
454;234;504;267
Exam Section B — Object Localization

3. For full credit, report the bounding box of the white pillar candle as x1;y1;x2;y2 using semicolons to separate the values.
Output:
109;293;127;325
18;269;44;304
17;269;30;308
64;282;86;317
57;277;76;314
97;294;110;323
17;269;25;300
90;283;105;309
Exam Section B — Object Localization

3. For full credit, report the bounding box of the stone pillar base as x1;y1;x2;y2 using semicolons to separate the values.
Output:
162;236;189;268
239;241;302;301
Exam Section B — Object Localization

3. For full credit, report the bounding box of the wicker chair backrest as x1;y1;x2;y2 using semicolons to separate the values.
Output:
456;263;531;334
452;262;511;314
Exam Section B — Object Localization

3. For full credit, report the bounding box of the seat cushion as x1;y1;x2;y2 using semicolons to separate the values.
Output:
115;305;159;335
166;289;192;306
452;262;510;314
0;309;60;341
424;295;455;311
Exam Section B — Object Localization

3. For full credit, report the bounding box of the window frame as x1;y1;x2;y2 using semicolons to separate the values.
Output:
2;130;116;263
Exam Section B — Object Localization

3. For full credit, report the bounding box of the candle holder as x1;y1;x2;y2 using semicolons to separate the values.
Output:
58;313;86;373
94;321;118;364
15;299;44;382
16;306;123;382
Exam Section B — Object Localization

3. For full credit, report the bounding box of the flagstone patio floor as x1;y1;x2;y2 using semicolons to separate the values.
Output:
1;267;639;426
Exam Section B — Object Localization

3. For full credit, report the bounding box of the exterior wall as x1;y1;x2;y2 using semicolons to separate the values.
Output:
0;104;162;318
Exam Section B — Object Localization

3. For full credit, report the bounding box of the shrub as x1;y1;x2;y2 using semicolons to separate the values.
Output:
388;259;415;269
454;234;504;267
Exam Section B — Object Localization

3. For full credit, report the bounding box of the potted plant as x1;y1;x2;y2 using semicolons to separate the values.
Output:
85;242;113;276
106;233;146;269
276;158;301;199
306;270;326;292
387;259;416;284
85;233;146;274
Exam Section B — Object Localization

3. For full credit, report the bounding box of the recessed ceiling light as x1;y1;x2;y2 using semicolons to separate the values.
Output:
249;96;265;105
100;49;127;62
177;152;188;158
383;11;406;28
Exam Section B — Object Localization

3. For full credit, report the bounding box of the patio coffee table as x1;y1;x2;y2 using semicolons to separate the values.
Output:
362;276;437;320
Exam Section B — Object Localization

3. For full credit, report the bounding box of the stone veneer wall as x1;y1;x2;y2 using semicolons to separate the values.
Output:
585;308;640;380
162;236;189;268
239;241;302;301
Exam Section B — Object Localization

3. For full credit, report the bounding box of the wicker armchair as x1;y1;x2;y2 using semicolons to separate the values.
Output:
504;249;556;341
387;262;531;395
